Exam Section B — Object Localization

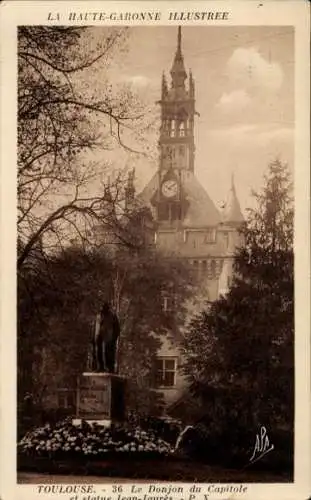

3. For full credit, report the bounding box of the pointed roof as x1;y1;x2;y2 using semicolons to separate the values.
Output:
170;27;187;86
223;173;244;225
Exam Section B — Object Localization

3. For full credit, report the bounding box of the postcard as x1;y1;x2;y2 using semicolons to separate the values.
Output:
0;1;310;500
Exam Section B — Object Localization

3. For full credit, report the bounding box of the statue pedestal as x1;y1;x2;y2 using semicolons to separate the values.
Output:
73;372;126;427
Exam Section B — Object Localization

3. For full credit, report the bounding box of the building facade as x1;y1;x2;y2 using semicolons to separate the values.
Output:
132;28;244;409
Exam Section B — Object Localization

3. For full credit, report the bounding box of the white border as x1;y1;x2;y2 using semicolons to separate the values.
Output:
1;2;310;499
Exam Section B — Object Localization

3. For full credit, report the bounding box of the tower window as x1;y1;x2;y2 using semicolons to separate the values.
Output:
165;147;175;166
155;357;177;387
202;260;207;274
171;120;176;137
158;204;169;221
170;203;182;221
179;122;185;137
179;145;185;156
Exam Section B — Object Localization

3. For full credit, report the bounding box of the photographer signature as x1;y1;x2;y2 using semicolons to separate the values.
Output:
249;426;274;464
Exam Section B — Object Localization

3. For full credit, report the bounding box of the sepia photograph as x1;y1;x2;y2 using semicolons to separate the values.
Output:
14;23;298;485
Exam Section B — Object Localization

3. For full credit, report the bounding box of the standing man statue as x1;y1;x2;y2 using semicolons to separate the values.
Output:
93;302;120;373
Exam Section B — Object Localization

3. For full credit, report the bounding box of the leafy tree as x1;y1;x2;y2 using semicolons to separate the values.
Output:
18;232;194;419
18;26;148;270
182;160;294;466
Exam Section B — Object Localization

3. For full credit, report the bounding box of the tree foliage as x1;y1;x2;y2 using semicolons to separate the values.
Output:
182;160;294;465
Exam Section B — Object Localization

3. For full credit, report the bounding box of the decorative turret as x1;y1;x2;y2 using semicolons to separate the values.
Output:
100;180;117;223
161;72;168;99
125;168;136;212
189;70;195;98
223;173;244;225
170;26;187;89
218;232;237;297
218;257;233;297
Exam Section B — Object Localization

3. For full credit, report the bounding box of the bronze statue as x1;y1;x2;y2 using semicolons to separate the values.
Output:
92;302;120;373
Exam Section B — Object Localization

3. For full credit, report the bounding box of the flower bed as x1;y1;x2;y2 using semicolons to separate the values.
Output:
17;419;292;481
18;419;175;461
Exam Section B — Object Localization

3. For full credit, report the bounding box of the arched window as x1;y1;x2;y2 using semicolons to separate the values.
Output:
171;120;176;137
202;260;207;274
180;122;185;137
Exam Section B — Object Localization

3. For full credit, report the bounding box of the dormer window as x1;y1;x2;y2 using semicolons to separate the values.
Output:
204;229;216;244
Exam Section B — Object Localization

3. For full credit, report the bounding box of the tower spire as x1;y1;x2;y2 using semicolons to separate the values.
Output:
177;25;182;55
223;172;244;225
157;26;195;173
170;26;187;89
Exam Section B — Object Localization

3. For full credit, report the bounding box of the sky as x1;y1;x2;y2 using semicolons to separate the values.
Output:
88;26;295;213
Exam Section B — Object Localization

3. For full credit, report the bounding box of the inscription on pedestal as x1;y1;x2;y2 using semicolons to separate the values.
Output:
76;373;125;422
77;374;111;420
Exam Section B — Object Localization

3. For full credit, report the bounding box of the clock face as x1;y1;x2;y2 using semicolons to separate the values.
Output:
161;180;178;198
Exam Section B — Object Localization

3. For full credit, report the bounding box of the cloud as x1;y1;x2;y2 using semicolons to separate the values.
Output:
209;124;257;143
209;123;293;147
216;89;251;113
256;126;293;146
227;47;283;90
124;75;150;87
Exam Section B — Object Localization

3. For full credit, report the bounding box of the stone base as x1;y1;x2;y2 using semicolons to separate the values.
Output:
75;372;126;423
72;418;111;427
